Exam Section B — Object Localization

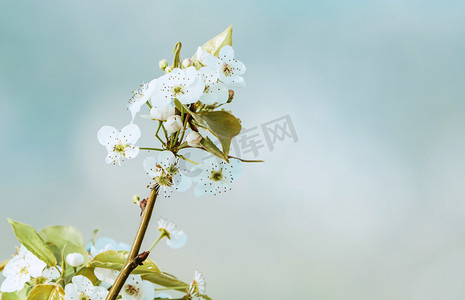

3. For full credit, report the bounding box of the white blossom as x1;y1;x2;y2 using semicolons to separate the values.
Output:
192;157;243;197
64;275;108;300
151;67;204;106
97;124;141;166
164;115;183;134
128;80;156;122
198;67;229;105
66;253;84;267
205;45;246;87
157;219;187;249
188;271;206;298
149;105;175;121
186;131;202;147
94;270;154;300
143;151;192;194
0;246;47;293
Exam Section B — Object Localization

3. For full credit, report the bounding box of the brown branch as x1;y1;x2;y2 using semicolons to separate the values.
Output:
105;185;160;300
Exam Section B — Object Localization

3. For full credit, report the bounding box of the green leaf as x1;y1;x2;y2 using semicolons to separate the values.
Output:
197;111;242;157
7;219;56;267
173;42;182;69
200;25;233;57
26;285;64;300
89;250;160;274
1;287;29;300
140;272;189;289
39;226;88;266
75;267;99;284
200;137;228;161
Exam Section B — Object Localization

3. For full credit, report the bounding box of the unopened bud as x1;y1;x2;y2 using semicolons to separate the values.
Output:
158;59;168;71
150;105;175;121
165;66;174;73
182;58;192;68
227;89;234;103
132;194;140;204
186;131;202;147
165;115;183;134
66;253;84;267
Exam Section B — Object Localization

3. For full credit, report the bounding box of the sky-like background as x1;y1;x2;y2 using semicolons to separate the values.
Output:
1;0;465;299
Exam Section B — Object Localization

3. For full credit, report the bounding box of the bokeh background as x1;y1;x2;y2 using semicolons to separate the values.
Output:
1;0;465;299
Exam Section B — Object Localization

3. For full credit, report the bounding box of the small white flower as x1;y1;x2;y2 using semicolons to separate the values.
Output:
164;115;183;134
157;219;187;249
192;157;243;197
66;253;84;267
149;105;175;121
64;275;108;300
188;271;206;297
128;80;157;122
97;124;141;166
151;67;205;106
0;246;47;293
198;67;229;105
94;270;154;300
88;237;131;258
186;131;202;147
205;45;246;87
143;151;192;194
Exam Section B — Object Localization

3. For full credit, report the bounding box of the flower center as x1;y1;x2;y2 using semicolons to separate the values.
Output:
125;284;140;296
79;293;90;300
155;173;172;187
222;63;233;76
166;165;178;175
173;85;184;95
20;266;28;275
210;170;223;182
33;276;47;285
114;144;126;153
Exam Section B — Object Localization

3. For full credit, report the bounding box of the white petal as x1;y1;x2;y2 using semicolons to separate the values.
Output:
88;286;109;300
219;45;234;61
71;275;94;294
156;151;176;169
166;230;187;249
205;55;220;71
97;126;118;147
231;59;246;75
172;172;192;192
0;276;27;293
143;156;159;178
65;283;80;300
124;146;139;159
120;124;141;145
94;268;118;285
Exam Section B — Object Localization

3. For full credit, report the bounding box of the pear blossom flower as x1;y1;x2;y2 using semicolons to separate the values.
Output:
205;45;246;87
157;219;187;249
192;157;243;197
87;237;131;258
188;271;206;298
128;80;156;122
198;67;229;105
186;131;202;147
1;246;47;293
151;67;204;106
149;105;175;121
34;265;61;285
64;275;108;300
97;124;141;166
143;151;192;194
164;115;183;134
94;270;154;300
66;253;84;267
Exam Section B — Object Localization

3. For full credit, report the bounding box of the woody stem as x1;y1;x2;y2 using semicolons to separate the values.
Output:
105;184;160;300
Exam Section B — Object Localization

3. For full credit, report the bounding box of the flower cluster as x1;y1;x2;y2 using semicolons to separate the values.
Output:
97;26;249;197
1;222;207;300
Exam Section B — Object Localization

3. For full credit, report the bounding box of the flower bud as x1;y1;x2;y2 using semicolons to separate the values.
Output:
132;194;140;205
165;115;183;134
165;66;174;73
158;59;168;71
182;58;192;68
66;253;84;267
186;131;202;147
150;105;175;121
227;89;234;103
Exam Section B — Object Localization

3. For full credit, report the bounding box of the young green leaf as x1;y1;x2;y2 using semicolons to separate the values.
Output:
26;285;65;300
39;226;88;266
7;219;56;267
200;25;233;57
200;137;228;162
89;250;160;274
140;272;189;289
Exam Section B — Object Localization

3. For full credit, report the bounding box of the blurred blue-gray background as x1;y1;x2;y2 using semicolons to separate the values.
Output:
1;0;465;299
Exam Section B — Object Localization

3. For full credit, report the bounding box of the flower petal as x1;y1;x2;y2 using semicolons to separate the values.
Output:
120;124;141;145
97;126;118;147
143;156;159;178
